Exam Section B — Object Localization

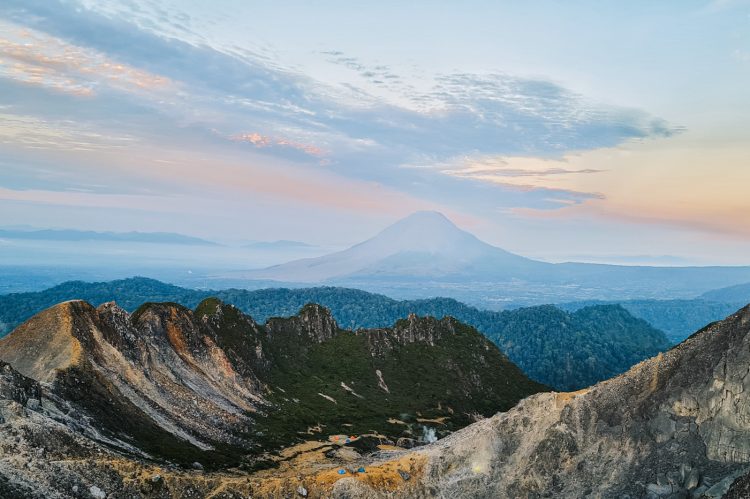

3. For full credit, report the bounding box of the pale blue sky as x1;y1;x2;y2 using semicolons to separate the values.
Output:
1;0;749;264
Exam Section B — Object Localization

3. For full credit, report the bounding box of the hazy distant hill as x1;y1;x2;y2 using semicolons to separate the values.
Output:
559;274;750;344
559;299;741;343
0;277;669;390
699;282;750;304
243;240;317;250
0;228;218;245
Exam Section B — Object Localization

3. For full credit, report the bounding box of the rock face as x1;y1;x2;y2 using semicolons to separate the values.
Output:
0;299;268;467
0;298;544;487
0;300;85;383
331;304;750;498
0;361;41;415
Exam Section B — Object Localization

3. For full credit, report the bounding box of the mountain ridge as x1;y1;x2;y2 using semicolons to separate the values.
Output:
700;282;750;304
560;297;745;342
0;228;218;246
0;297;545;471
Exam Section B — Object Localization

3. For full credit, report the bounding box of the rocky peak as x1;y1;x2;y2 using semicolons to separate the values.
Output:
268;303;338;344
298;302;337;328
95;301;137;350
0;299;273;464
0;301;90;384
361;314;465;357
131;302;206;357
195;297;225;319
196;298;259;331
195;298;270;380
394;313;455;345
96;301;127;316
131;301;193;326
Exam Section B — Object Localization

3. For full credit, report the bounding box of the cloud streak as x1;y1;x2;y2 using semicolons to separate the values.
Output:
0;20;175;98
230;132;325;158
0;112;136;151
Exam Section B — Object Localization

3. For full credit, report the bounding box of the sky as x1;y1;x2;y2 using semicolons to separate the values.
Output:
1;0;749;265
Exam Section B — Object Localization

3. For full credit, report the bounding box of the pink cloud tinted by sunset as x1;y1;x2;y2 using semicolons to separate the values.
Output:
231;132;326;157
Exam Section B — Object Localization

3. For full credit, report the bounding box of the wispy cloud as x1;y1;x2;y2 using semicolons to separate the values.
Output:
0;185;179;212
0;112;136;151
435;154;605;182
322;51;403;87
0;20;175;98
400;154;607;206
230;132;326;157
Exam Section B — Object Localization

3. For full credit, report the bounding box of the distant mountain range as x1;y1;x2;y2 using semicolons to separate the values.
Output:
699;282;750;303
560;298;744;343
243;240;317;250
0;228;218;245
0;277;669;390
558;278;750;343
230;211;750;305
5;214;750;309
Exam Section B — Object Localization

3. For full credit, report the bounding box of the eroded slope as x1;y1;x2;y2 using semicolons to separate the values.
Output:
0;298;544;475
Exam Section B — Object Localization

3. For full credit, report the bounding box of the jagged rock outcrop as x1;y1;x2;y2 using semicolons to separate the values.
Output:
0;361;41;420
365;313;454;355
269;302;339;344
0;299;269;467
0;360;165;498
0;298;544;486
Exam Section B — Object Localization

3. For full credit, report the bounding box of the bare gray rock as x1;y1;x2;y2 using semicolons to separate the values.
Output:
333;304;750;498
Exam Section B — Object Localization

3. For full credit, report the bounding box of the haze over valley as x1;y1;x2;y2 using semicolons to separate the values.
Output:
6;211;750;312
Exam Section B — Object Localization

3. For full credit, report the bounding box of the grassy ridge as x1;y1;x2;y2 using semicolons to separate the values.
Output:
252;315;544;449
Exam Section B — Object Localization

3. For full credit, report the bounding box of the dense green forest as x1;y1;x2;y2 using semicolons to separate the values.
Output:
0;277;670;390
559;298;743;343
